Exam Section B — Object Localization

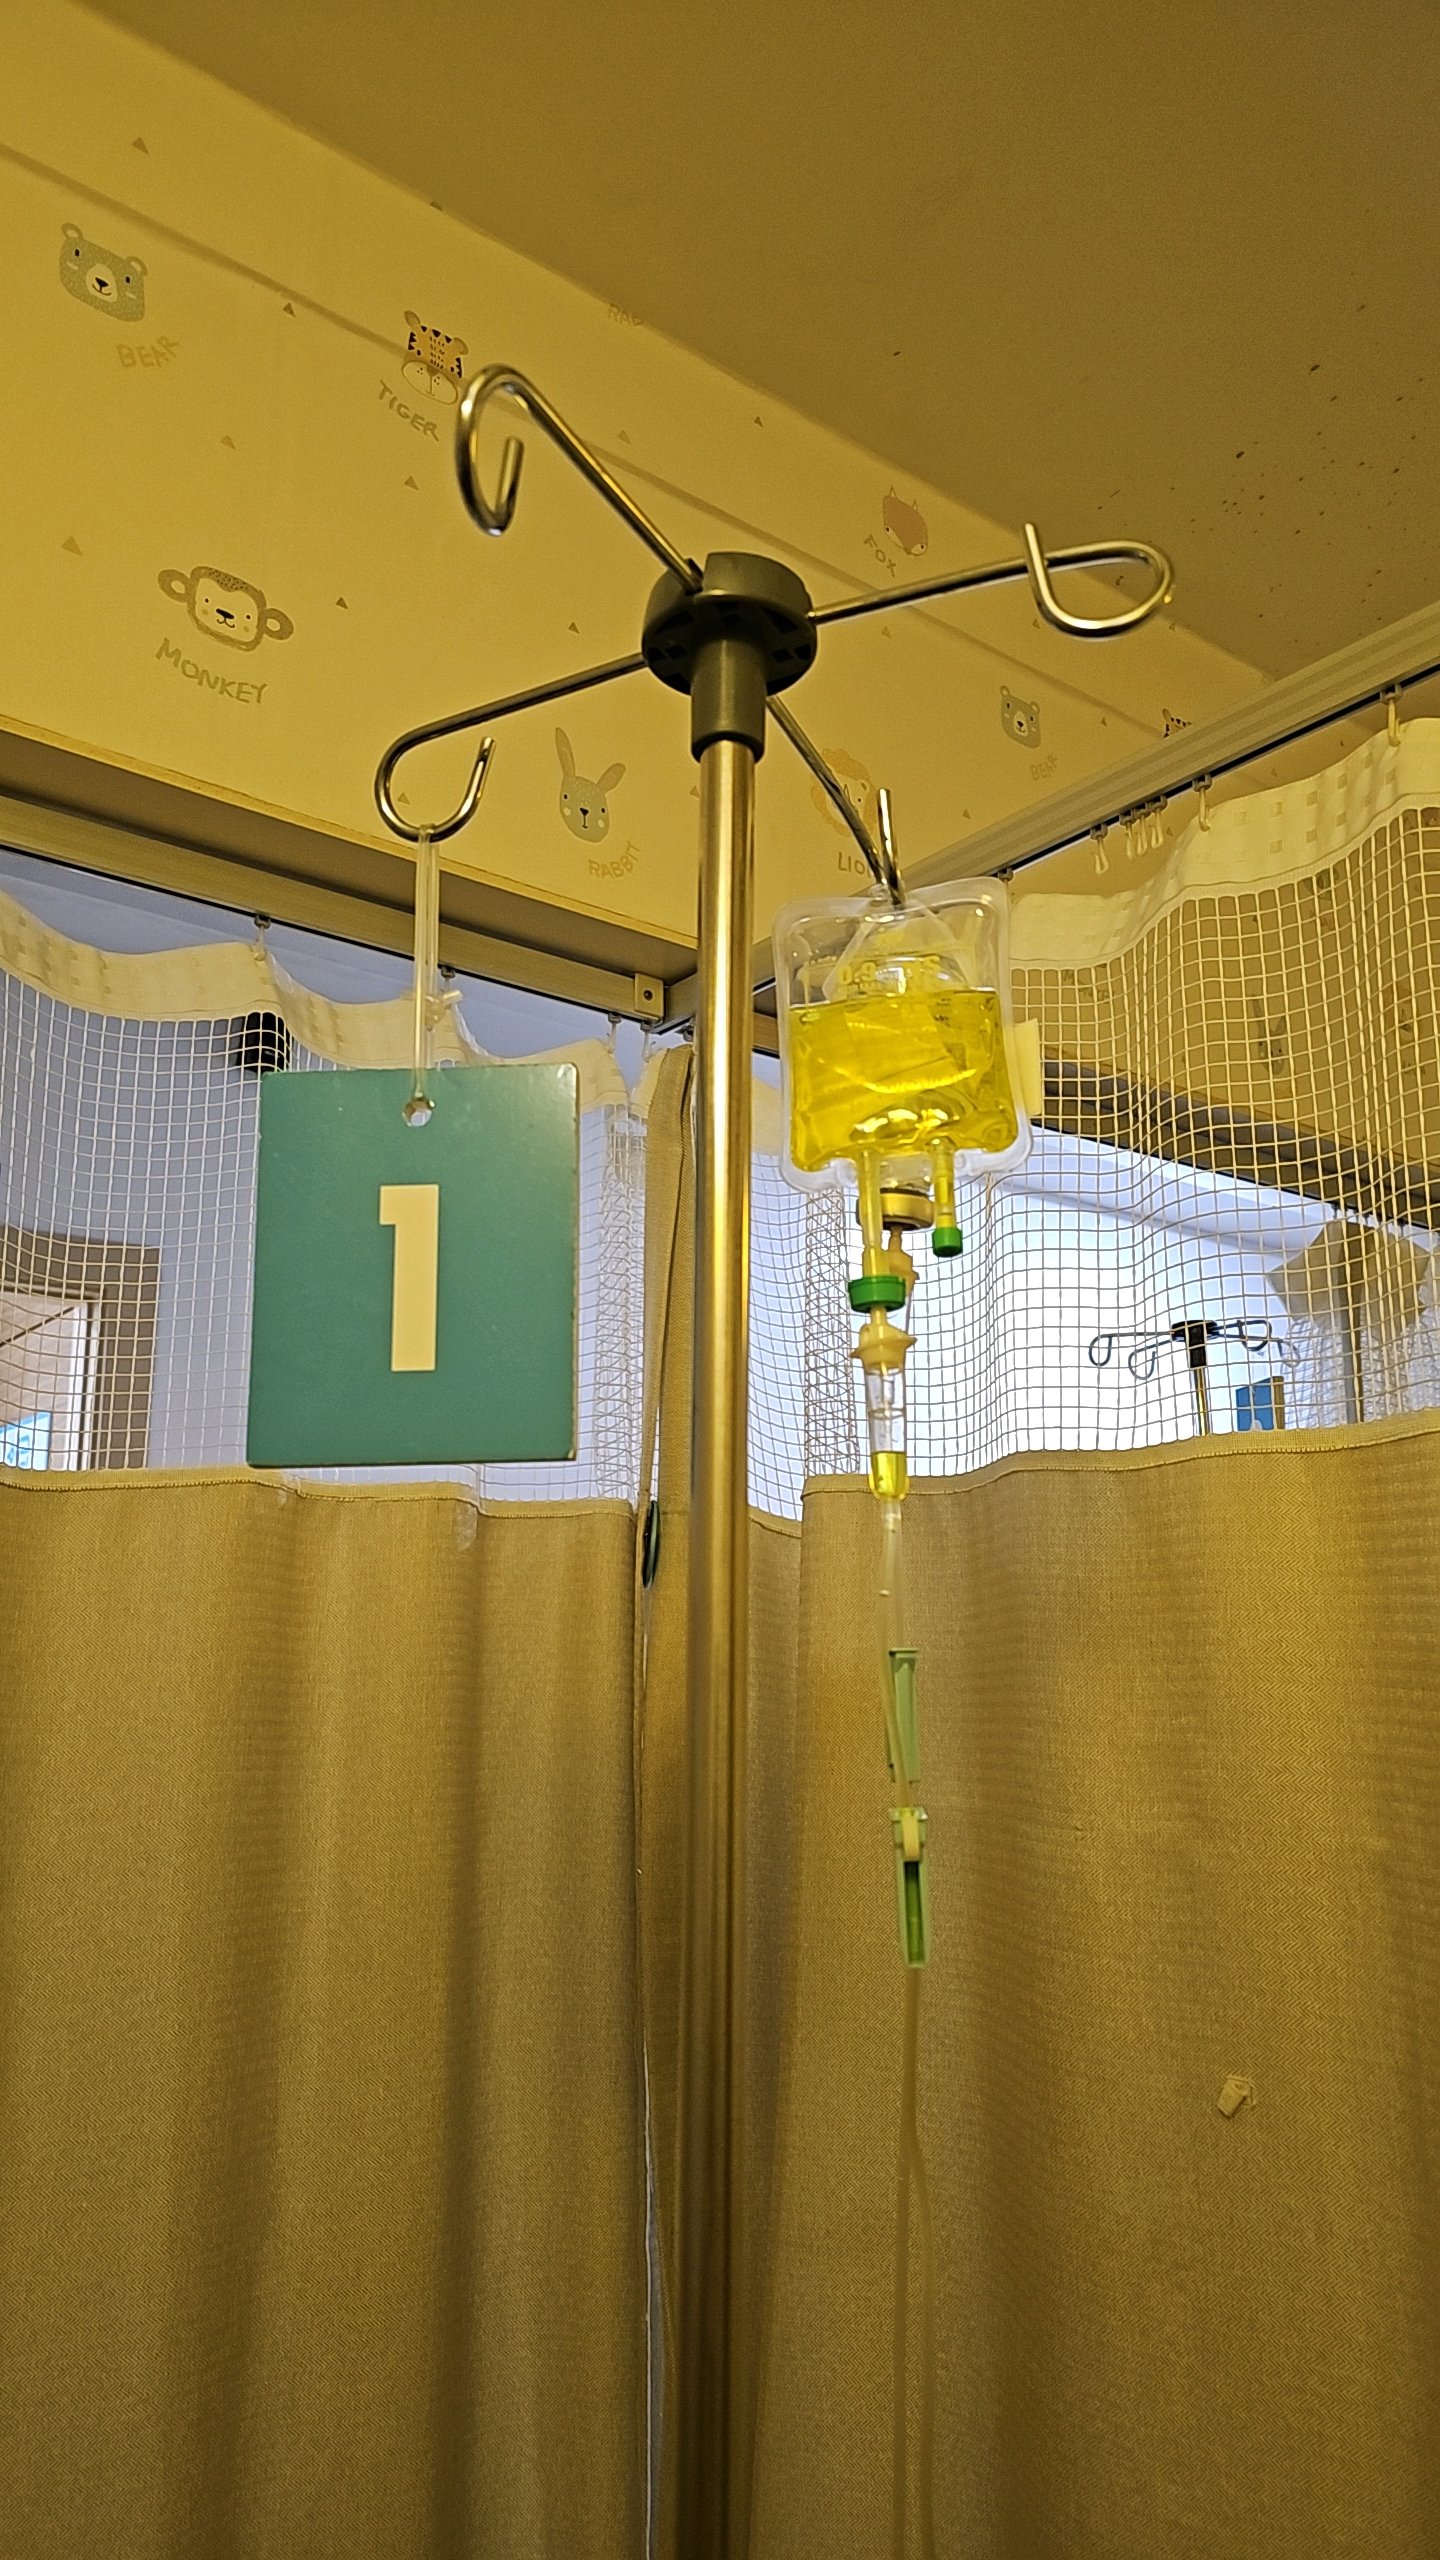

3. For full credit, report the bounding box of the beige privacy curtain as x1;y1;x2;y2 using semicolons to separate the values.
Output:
0;1470;645;2560
631;1059;1440;2560
740;1422;1440;2558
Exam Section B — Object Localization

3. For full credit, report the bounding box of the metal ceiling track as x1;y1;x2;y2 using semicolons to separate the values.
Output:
661;592;1440;1027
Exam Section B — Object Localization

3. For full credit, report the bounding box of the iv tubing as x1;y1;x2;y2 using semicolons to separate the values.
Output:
410;830;439;1115
896;1971;938;2560
880;1497;937;2560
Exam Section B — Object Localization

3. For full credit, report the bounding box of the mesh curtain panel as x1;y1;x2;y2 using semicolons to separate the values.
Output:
745;719;1440;1496
8;720;1440;1508
0;888;645;1496
1011;718;1440;1445
0;1469;646;2560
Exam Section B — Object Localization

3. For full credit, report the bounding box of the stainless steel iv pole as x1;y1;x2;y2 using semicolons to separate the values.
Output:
375;363;1172;2560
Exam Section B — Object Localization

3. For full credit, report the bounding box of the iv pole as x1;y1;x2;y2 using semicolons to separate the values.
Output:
375;363;1173;2560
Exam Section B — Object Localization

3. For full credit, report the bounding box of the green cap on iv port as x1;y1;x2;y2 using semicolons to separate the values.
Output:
931;1225;964;1258
849;1273;908;1311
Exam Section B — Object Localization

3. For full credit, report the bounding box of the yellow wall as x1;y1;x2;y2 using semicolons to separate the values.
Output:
0;0;1263;949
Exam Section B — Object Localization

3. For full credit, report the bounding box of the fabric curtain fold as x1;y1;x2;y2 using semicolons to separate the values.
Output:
0;1470;646;2560
747;1417;1440;2558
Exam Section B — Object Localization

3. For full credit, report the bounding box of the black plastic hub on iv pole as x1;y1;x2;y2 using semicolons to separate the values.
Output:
642;552;818;757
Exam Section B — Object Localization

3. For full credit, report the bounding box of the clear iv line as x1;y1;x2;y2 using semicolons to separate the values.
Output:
408;829;440;1121
879;1494;937;2560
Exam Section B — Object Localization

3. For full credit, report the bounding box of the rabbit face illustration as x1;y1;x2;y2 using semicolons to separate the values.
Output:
556;728;625;842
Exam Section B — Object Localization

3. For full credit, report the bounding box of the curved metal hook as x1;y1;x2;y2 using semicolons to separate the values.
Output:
374;649;647;848
456;365;703;590
811;531;1175;634
375;729;495;845
767;696;904;905
1022;524;1173;637
875;788;905;907
1225;1318;1280;1354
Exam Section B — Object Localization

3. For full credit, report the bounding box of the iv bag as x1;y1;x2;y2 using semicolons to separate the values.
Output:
772;875;1033;1191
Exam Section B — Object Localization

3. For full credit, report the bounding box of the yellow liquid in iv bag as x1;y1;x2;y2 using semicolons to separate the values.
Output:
787;986;1018;1174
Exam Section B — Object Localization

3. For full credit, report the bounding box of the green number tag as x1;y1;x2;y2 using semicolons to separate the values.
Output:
246;1066;578;1467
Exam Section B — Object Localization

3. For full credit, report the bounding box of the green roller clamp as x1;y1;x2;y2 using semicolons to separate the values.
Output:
887;1648;921;1786
849;1272;907;1312
931;1224;964;1259
890;1805;930;1969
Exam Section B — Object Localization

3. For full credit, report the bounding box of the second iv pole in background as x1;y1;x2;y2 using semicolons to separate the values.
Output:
1089;1316;1285;1434
375;361;1173;2560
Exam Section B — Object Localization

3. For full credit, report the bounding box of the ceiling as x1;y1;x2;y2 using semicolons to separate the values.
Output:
90;0;1440;676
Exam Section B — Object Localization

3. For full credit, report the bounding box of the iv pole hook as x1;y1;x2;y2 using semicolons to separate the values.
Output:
457;364;704;591
1021;523;1173;636
768;696;904;904
373;652;650;844
374;730;495;845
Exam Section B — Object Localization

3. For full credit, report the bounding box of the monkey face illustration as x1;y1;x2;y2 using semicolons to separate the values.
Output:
158;566;294;652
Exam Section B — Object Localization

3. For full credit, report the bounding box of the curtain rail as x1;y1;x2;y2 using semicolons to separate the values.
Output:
910;595;1440;892
662;595;1440;1030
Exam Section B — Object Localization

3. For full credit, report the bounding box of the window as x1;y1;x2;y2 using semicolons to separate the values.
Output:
0;1227;159;1470
0;1410;53;1469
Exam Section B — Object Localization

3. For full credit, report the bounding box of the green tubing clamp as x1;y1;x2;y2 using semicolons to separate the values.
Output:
886;1650;928;1964
887;1649;921;1785
849;1272;907;1311
931;1224;964;1259
891;1805;930;1968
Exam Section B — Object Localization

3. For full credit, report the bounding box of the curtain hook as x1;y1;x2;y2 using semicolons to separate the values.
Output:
1385;686;1402;748
1195;775;1212;833
1092;823;1111;875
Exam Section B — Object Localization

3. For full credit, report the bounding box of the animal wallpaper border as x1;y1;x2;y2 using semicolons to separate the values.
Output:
0;33;1259;950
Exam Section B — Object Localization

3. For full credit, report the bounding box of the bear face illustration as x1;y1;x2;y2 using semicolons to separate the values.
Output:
1000;686;1042;749
159;566;294;652
402;312;468;402
60;223;147;320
